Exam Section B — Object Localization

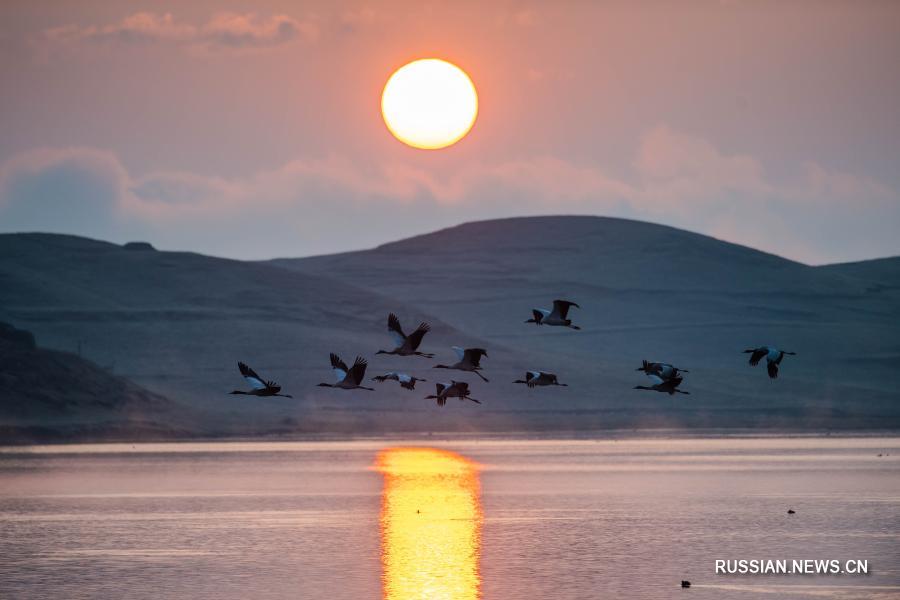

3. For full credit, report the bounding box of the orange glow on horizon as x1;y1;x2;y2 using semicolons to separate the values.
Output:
375;447;483;600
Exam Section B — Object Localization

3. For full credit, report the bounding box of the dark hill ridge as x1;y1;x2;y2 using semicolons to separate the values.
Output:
274;216;900;430
0;232;520;435
2;216;899;437
277;215;898;336
0;322;182;442
375;215;791;267
300;216;856;295
817;256;900;287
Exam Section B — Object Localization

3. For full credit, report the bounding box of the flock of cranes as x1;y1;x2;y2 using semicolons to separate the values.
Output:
229;301;797;406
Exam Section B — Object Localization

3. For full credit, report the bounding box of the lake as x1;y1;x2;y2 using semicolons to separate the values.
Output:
1;437;898;599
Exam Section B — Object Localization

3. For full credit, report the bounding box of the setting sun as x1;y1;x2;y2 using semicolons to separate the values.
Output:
381;58;478;150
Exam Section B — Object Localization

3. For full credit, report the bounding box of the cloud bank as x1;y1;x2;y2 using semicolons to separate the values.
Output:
42;11;318;53
0;128;896;263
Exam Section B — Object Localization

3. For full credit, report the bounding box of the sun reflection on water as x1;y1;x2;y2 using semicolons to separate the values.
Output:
375;447;483;600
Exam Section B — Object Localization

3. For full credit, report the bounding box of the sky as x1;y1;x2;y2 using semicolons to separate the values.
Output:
0;1;898;264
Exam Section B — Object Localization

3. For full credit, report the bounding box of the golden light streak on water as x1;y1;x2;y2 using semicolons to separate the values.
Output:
375;447;483;600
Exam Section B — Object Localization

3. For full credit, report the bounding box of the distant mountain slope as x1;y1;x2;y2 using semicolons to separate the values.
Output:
273;216;900;430
0;322;181;442
276;216;898;336
2;217;899;437
292;216;859;294
0;233;521;435
816;256;900;287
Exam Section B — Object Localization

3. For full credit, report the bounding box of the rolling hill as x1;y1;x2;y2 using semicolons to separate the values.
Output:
0;233;518;436
816;256;900;288
274;216;900;430
1;216;899;438
0;321;181;442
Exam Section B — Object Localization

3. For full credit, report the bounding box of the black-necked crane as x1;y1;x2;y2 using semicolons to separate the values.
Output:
524;299;581;329
744;346;796;379
317;353;374;390
513;371;568;388
424;381;481;406
434;347;489;382
636;360;689;380
371;372;426;390
633;373;690;395
229;362;292;398
376;313;434;358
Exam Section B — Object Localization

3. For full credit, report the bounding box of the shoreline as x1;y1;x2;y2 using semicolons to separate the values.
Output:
3;428;900;450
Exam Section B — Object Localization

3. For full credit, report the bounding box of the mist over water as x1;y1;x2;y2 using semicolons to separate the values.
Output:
1;437;899;599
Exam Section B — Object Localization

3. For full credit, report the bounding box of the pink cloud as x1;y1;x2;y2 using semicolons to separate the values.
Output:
202;13;318;47
0;147;132;205
635;126;766;195
796;161;893;205
41;11;317;53
339;7;376;29
1;127;896;263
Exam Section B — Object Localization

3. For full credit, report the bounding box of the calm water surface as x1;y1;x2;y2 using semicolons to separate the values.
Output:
1;437;899;599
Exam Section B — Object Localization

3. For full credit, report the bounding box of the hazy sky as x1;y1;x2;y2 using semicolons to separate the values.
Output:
1;1;898;263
